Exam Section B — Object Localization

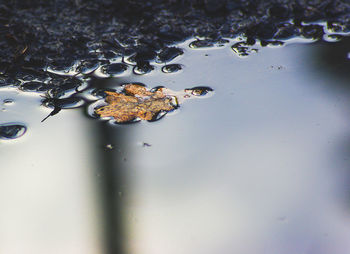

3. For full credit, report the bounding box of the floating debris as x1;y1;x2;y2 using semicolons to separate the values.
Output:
143;142;152;147
0;123;27;140
93;83;213;123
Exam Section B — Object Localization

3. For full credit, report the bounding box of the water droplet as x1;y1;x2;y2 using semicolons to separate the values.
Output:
189;38;229;48
3;99;14;105
20;81;51;92
0;124;27;140
184;86;213;96
0;77;19;87
101;63;128;75
49;59;76;73
162;64;182;73
156;47;184;63
76;60;101;74
133;61;154;75
16;69;37;81
127;50;157;64
48;79;82;98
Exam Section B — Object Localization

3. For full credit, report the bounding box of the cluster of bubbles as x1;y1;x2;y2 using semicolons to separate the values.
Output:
0;20;349;135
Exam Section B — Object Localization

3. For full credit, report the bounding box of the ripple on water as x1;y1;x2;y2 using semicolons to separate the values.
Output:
0;123;27;140
161;64;182;73
3;99;14;105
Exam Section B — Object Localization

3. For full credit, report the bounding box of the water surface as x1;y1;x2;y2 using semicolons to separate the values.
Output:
2;38;350;254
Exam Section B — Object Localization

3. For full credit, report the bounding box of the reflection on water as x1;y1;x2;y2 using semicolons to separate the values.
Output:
2;39;350;254
0;90;104;254
123;41;350;254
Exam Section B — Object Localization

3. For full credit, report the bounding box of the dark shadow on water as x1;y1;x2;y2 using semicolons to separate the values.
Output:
91;77;129;254
311;37;350;208
97;121;127;254
313;37;350;91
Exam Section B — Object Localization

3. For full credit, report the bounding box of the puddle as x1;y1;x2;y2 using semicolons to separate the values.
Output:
120;39;350;254
2;36;350;254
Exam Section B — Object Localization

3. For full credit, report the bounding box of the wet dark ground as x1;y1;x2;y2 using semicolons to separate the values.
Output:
3;1;350;254
1;0;350;92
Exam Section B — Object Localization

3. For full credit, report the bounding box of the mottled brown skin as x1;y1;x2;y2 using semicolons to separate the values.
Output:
95;84;176;123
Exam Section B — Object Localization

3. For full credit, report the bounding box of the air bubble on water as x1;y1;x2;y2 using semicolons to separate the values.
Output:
323;34;343;42
0;123;27;140
19;81;50;92
76;60;101;74
189;38;229;48
94;63;129;78
122;55;136;65
162;64;182;73
184;86;214;97
0;77;20;88
102;63;128;75
156;47;184;63
47;60;80;76
3;99;14;105
133;64;154;75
